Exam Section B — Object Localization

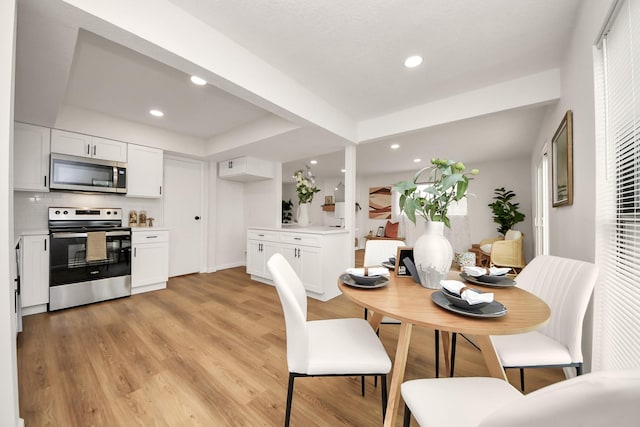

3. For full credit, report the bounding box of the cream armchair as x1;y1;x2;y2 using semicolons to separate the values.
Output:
478;230;525;272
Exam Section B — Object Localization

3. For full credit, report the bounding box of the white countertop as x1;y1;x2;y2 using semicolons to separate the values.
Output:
20;229;49;236
131;227;169;232
250;225;349;235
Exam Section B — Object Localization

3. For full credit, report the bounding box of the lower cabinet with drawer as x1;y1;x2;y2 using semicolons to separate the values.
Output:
247;227;349;301
131;229;169;295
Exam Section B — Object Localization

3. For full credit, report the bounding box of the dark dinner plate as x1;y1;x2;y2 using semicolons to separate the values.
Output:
431;291;507;318
460;272;516;288
340;273;389;289
441;288;490;310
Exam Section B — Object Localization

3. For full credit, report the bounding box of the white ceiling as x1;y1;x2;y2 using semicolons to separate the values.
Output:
14;0;582;181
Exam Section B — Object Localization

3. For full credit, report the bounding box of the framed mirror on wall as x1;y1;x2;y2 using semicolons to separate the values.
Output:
552;110;573;207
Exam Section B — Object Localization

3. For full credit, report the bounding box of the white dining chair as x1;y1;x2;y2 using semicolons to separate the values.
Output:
267;253;392;427
363;239;405;267
401;368;640;427
490;255;599;390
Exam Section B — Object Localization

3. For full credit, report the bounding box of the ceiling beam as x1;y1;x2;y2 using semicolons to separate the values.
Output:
357;69;561;143
204;114;301;159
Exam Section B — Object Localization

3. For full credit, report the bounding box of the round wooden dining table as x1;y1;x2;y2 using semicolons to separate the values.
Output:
338;271;550;427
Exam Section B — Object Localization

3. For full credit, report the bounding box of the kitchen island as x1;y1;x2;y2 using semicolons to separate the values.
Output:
247;226;350;301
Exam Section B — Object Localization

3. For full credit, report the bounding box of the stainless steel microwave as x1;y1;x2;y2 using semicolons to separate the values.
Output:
50;153;127;194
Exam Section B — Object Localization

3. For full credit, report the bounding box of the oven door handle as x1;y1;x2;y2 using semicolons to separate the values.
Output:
51;231;131;239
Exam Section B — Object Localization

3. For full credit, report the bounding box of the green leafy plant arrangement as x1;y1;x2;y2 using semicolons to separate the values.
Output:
282;199;293;223
393;158;479;228
488;187;525;235
294;166;321;204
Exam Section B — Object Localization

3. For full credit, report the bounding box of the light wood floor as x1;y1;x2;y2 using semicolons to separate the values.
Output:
18;253;563;426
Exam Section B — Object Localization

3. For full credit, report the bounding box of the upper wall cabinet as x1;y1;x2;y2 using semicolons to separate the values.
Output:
126;144;163;198
14;122;50;192
218;156;274;182
51;129;127;162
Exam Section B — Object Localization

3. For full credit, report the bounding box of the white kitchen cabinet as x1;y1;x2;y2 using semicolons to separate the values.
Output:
51;129;127;162
247;229;279;279
20;234;49;315
14;122;50;191
281;244;323;293
246;227;349;301
126;144;163;198
131;229;169;295
218;156;274;182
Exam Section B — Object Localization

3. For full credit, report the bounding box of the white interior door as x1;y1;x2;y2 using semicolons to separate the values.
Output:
164;157;204;276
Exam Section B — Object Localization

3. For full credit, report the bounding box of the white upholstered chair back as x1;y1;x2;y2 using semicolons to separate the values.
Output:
267;253;309;373
363;239;404;267
478;369;640;427
513;255;598;362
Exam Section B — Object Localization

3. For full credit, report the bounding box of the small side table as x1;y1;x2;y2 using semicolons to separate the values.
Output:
469;244;483;267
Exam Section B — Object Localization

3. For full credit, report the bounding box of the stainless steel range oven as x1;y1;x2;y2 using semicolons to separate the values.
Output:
49;207;131;311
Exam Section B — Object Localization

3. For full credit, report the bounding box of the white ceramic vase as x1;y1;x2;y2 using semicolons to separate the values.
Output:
297;203;310;227
413;221;453;289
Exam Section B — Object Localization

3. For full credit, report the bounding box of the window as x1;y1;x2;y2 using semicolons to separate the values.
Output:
594;0;640;370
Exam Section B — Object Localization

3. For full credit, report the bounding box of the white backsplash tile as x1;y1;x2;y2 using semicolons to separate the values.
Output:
14;191;164;235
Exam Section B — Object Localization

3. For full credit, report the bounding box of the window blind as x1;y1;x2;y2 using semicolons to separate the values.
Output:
594;0;640;370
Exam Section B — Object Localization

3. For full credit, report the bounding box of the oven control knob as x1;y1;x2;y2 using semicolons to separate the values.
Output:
54;210;60;215
106;211;111;215
63;210;68;215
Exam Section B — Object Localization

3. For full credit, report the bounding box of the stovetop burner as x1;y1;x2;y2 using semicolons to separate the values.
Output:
48;207;125;231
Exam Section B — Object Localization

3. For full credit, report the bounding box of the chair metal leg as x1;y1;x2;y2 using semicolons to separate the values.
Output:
381;375;388;421
285;373;295;427
403;403;411;427
434;329;440;378
450;332;457;377
361;376;365;396
364;307;378;389
520;368;525;391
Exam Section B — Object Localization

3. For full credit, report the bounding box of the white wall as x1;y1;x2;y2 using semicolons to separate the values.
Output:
214;177;245;269
1;0;20;425
282;176;339;227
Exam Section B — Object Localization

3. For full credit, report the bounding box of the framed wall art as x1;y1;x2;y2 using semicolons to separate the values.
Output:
369;186;392;219
552;110;573;207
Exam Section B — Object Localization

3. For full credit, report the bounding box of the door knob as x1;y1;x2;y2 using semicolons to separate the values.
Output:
195;216;201;220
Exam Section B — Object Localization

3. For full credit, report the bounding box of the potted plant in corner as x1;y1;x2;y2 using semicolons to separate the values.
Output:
394;158;479;288
294;166;320;227
488;187;525;235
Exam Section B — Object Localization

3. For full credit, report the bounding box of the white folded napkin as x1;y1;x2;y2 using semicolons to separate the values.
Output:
441;280;494;305
489;267;511;276
462;266;486;277
462;266;511;277
346;267;390;277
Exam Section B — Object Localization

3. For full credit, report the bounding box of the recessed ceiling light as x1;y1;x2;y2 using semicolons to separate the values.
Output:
149;109;164;117
310;160;318;165
190;75;207;86
413;158;422;163
404;55;423;68
390;143;400;149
